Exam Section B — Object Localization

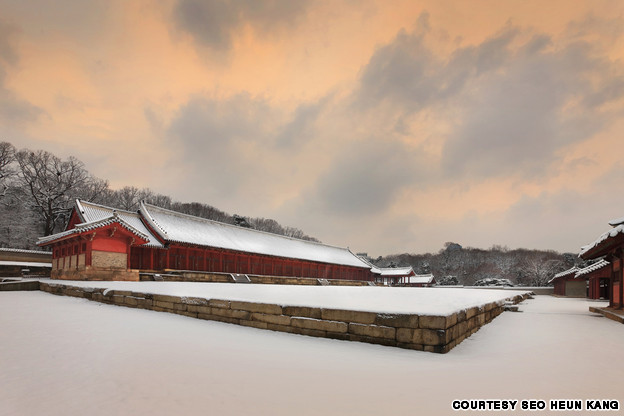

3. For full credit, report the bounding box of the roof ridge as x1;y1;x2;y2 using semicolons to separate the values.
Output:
140;201;355;253
78;199;141;217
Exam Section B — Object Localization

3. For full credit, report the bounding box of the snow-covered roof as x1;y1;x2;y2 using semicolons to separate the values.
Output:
37;214;151;246
139;202;370;268
407;274;435;284
608;216;624;227
575;259;609;277
580;224;624;258
76;200;163;248
548;267;579;284
0;260;51;268
552;267;579;279
0;247;51;256
376;266;414;276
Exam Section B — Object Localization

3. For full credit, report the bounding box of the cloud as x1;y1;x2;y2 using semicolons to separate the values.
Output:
312;138;420;216
173;0;311;51
353;14;624;182
442;37;624;179
355;14;518;112
0;19;41;125
166;93;278;197
274;95;329;150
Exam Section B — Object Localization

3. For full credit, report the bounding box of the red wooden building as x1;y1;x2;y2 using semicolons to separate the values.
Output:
576;259;610;300
38;200;375;282
580;216;624;308
549;267;585;297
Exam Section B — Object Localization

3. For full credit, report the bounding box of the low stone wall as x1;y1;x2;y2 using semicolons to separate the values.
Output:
38;281;531;353
0;248;51;263
140;270;372;287
462;286;554;296
589;306;624;324
0;280;40;291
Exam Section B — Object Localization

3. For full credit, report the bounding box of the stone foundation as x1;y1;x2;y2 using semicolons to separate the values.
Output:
589;306;624;324
51;267;139;281
140;270;372;286
38;282;531;353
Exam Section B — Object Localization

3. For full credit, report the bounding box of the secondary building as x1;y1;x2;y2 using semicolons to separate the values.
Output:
0;248;51;277
580;215;624;308
549;267;585;297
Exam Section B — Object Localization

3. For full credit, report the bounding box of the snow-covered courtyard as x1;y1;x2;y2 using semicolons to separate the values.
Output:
1;291;621;415
39;279;528;315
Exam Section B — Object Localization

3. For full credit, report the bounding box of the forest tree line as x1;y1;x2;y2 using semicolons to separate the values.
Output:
0;141;319;249
370;242;580;287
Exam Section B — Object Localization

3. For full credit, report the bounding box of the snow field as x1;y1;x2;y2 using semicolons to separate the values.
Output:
1;290;621;415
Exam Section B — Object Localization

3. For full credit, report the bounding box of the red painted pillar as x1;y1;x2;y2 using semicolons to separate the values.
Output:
126;239;132;269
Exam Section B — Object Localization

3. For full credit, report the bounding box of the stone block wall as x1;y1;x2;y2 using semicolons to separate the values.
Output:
51;267;139;281
92;251;127;269
38;282;531;353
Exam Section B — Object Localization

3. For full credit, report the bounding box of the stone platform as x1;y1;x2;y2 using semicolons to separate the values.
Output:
38;281;531;353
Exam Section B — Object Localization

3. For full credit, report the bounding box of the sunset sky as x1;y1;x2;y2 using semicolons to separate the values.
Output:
2;0;624;256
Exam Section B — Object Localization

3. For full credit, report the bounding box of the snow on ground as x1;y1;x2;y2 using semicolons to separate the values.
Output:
0;292;621;416
39;279;529;315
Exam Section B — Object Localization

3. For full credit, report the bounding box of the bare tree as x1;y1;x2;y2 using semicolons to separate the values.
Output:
519;255;564;286
145;193;173;209
108;186;154;211
15;149;97;236
0;142;16;198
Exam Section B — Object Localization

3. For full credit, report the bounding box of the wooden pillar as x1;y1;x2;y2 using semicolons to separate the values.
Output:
610;253;618;308
617;247;624;309
126;239;132;269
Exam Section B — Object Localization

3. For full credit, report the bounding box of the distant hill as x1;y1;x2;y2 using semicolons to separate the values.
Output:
371;242;579;287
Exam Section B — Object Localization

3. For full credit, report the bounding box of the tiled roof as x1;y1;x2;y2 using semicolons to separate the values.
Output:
575;259;609;277
76;200;164;248
407;274;435;284
37;214;151;246
580;224;624;258
548;266;579;284
139;202;370;268
0;247;51;255
608;216;624;226
376;266;414;276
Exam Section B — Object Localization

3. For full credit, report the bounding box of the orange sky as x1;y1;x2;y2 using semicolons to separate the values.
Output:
2;0;624;256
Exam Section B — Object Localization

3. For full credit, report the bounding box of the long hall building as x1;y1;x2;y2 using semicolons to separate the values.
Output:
38;200;376;282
